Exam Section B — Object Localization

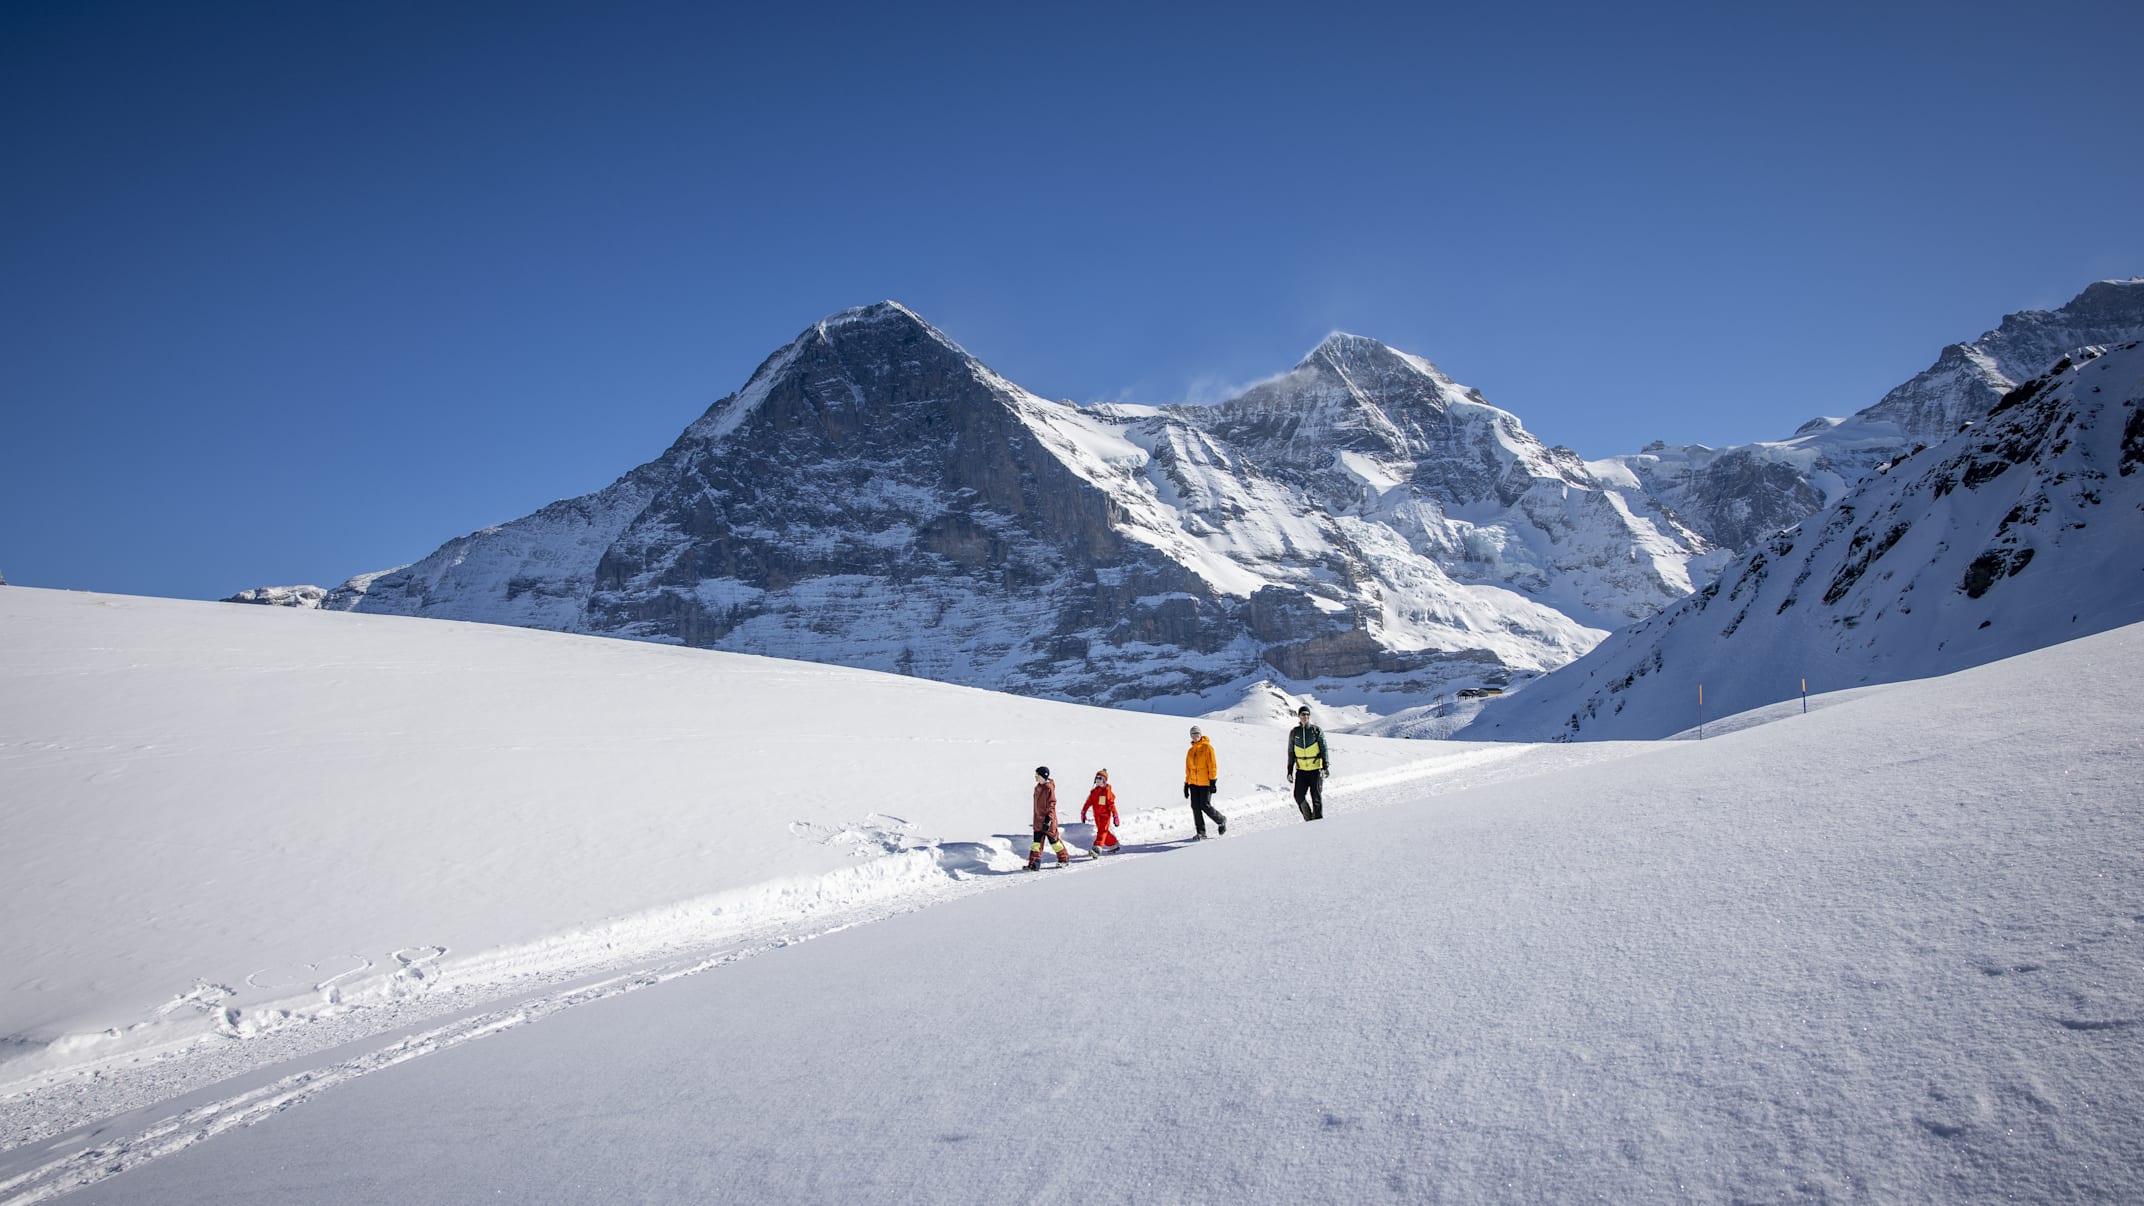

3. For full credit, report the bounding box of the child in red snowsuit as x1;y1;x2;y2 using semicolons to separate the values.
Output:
1082;769;1120;856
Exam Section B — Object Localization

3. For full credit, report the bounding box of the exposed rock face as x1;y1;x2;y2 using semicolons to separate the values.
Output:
1608;279;2144;552
1467;342;2144;740
1674;450;1828;552
254;304;1717;710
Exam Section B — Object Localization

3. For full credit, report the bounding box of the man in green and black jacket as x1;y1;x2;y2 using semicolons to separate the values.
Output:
1286;705;1329;821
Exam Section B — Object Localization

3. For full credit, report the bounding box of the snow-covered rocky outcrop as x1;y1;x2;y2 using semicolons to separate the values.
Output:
1464;341;2144;740
1603;279;2144;551
226;584;329;608
236;304;1719;711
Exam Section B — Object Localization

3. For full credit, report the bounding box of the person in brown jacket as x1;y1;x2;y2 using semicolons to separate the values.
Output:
1027;766;1073;870
1184;726;1227;839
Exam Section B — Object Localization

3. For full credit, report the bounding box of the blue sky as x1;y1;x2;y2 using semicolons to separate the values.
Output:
4;0;2139;600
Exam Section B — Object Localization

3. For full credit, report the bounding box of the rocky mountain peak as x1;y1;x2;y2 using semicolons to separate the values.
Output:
678;301;1001;450
1217;329;1465;433
810;299;953;350
1299;330;1413;370
1293;331;1465;399
1858;280;2144;444
2047;278;2144;326
1608;278;2144;555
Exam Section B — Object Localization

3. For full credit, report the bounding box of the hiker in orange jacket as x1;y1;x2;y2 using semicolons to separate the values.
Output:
1184;726;1227;839
1081;770;1120;856
1027;766;1073;870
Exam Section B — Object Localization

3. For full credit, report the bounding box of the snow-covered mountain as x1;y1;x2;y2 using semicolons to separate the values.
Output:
233;283;2143;720
1464;341;2144;740
248;304;1718;711
1601;279;2144;551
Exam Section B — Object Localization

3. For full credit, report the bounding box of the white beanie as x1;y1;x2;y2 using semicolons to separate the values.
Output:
1189;725;1202;738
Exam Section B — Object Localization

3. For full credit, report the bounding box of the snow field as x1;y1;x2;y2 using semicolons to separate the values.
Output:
34;616;2144;1204
0;588;1595;1154
4;587;2140;1202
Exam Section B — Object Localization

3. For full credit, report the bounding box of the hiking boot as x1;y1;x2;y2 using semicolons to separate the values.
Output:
1217;818;1228;836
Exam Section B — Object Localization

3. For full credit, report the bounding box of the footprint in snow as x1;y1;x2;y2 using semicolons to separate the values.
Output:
314;956;376;1005
391;946;447;983
154;981;236;1017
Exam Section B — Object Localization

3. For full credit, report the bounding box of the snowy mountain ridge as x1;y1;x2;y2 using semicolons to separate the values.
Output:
1602;278;2144;550
254;302;1719;714
1463;340;2144;740
232;283;2144;722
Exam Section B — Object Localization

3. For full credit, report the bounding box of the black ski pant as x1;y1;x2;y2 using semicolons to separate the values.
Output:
1292;771;1324;820
1187;785;1225;836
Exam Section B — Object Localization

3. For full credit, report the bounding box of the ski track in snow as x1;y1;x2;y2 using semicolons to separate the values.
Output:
0;741;1573;1204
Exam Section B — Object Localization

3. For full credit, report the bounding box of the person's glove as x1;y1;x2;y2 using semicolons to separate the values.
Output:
1183;783;1191;799
1211;780;1219;793
1286;770;1294;783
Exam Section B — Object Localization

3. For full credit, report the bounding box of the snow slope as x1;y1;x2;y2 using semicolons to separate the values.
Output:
6;585;2144;1202
5;599;2140;1202
1466;341;2144;741
0;586;1566;1146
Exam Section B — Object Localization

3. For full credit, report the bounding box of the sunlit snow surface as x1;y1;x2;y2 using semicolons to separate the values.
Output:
2;588;2140;1203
